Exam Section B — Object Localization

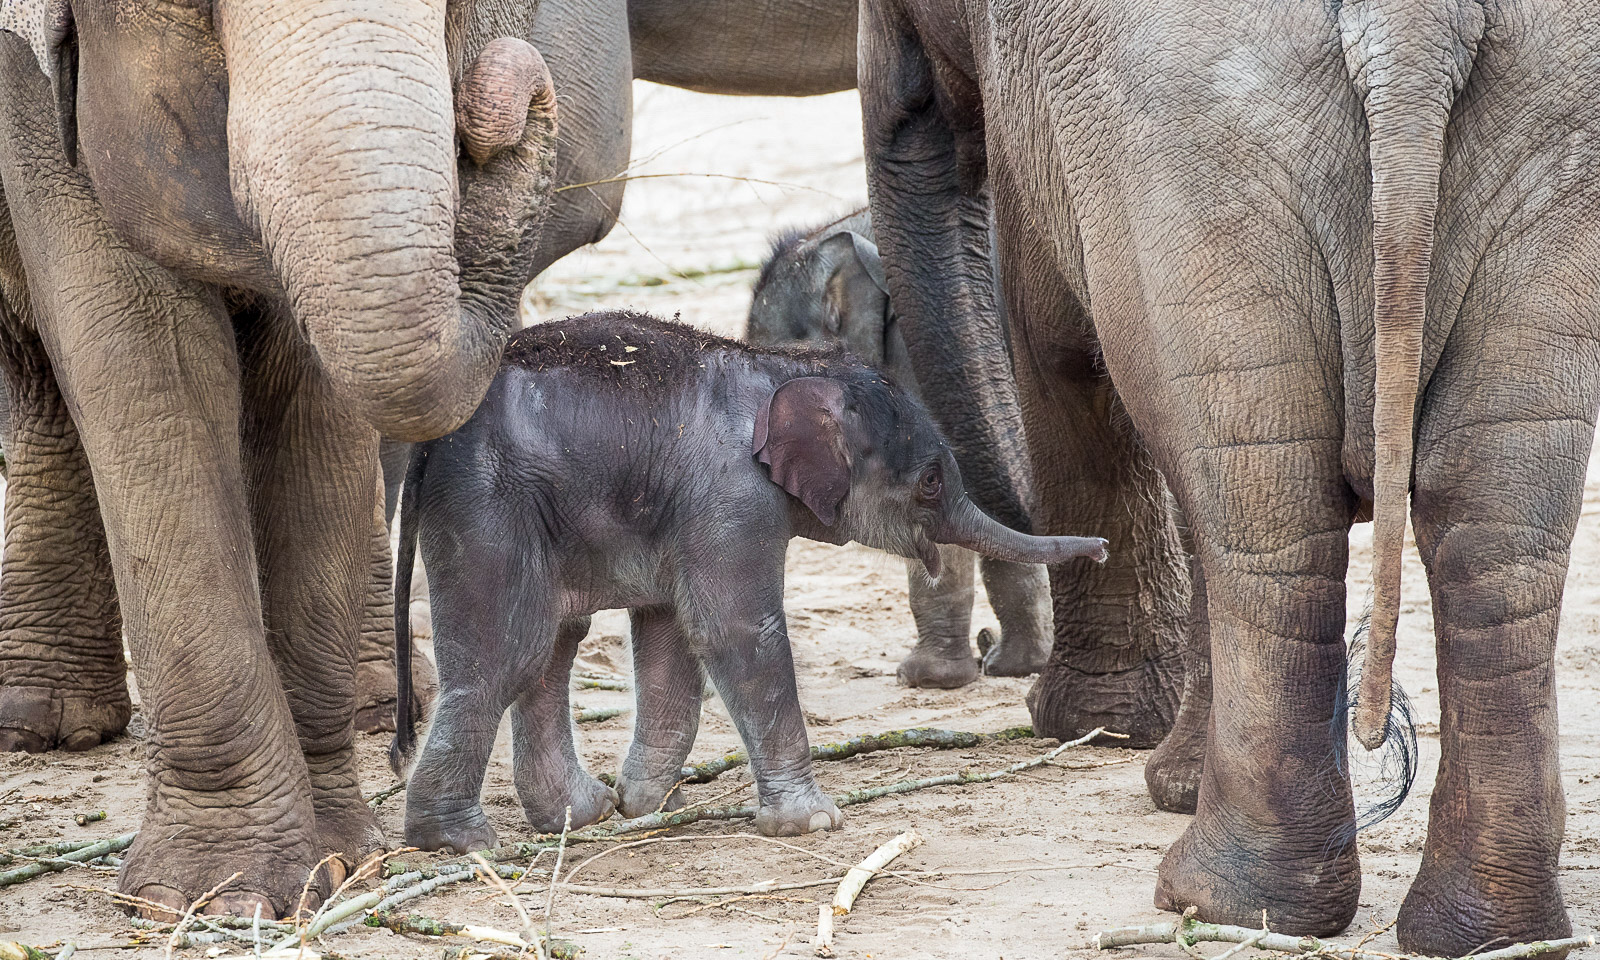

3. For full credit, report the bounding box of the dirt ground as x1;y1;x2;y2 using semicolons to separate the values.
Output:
4;83;1600;959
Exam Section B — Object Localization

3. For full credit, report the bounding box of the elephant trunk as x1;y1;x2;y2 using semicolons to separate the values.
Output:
1338;0;1483;749
219;0;557;442
936;498;1108;566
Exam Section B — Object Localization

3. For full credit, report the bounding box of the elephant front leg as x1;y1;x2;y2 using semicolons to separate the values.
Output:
616;605;703;816
896;545;979;688
976;557;1053;677
686;575;841;837
355;474;436;735
0;53;325;915
239;319;382;869
0;320;128;752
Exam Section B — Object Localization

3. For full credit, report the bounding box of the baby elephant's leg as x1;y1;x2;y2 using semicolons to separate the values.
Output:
405;534;554;853
687;585;841;837
615;605;703;817
512;616;618;832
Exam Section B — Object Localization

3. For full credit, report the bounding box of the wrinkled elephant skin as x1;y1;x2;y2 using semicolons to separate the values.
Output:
861;0;1600;950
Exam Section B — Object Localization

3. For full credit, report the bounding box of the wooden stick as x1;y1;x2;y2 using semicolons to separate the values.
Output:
679;727;1003;784
0;833;135;887
575;706;627;724
362;914;581;959
574;677;629;691
813;831;923;957
1093;917;1598;960
366;782;406;808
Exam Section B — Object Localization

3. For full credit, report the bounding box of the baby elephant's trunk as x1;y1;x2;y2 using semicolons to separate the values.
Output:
936;499;1108;566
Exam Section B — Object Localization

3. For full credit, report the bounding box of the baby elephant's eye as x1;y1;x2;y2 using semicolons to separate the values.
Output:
916;466;943;502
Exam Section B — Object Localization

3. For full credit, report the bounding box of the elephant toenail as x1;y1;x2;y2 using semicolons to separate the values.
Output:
809;811;833;832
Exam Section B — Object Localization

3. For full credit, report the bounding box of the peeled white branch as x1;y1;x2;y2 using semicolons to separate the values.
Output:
814;830;924;958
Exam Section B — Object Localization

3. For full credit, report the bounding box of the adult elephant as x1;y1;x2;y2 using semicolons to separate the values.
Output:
860;0;1600;952
0;0;561;918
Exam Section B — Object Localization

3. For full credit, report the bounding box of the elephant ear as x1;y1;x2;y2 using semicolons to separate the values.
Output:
817;231;891;365
0;0;77;164
753;376;853;527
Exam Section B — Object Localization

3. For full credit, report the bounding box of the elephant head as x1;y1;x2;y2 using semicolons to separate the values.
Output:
754;374;1106;576
747;215;894;373
1;0;560;442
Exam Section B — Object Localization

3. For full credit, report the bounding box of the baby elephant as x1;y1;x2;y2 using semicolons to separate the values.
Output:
391;311;1107;852
748;209;1055;687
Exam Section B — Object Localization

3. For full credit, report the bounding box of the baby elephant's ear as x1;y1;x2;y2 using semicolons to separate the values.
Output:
753;376;852;526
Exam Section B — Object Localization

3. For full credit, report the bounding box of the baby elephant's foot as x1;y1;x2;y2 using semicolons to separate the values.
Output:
614;775;687;819
978;628;1049;677
896;646;980;689
754;788;844;837
524;775;618;833
404;805;498;854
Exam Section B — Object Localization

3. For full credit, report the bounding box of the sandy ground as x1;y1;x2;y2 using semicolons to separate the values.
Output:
4;82;1600;959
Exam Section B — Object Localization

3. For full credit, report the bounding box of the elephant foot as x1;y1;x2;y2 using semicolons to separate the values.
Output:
978;627;1049;677
1026;645;1183;749
1143;726;1204;815
405;803;499;854
896;645;980;689
523;774;618;834
0;681;131;752
1396;852;1570;957
754;785;843;837
614;774;687;818
1143;670;1209;814
312;788;385;867
121;794;328;921
354;650;438;735
1154;814;1360;937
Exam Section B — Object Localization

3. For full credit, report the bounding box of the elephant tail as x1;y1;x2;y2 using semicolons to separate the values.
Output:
1332;610;1419;841
1338;0;1484;750
389;441;432;778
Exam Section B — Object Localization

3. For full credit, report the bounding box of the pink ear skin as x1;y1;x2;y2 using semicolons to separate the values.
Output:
753;377;853;526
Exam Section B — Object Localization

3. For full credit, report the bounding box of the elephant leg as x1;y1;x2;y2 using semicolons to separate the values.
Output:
896;545;979;688
0;42;323;916
0;305;128;752
616;605;703;816
405;513;552;853
512;616;617;832
977;557;1053;678
1144;546;1210;815
355;471;435;735
1391;282;1594;956
1008;295;1187;747
1152;449;1356;934
237;314;382;868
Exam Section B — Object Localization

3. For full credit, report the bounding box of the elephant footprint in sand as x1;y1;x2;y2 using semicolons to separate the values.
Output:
390;311;1107;851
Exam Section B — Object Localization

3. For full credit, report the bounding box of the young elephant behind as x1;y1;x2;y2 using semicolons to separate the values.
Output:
748;210;1054;687
392;311;1107;851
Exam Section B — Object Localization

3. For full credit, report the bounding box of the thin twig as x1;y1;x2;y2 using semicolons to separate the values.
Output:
470;853;537;953
366;782;406;808
166;871;243;960
543;807;573;959
1094;916;1598;960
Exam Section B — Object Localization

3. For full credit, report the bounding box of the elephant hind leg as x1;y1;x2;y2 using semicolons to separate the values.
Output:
512;616;617;832
0;304;129;752
1144;545;1209;815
